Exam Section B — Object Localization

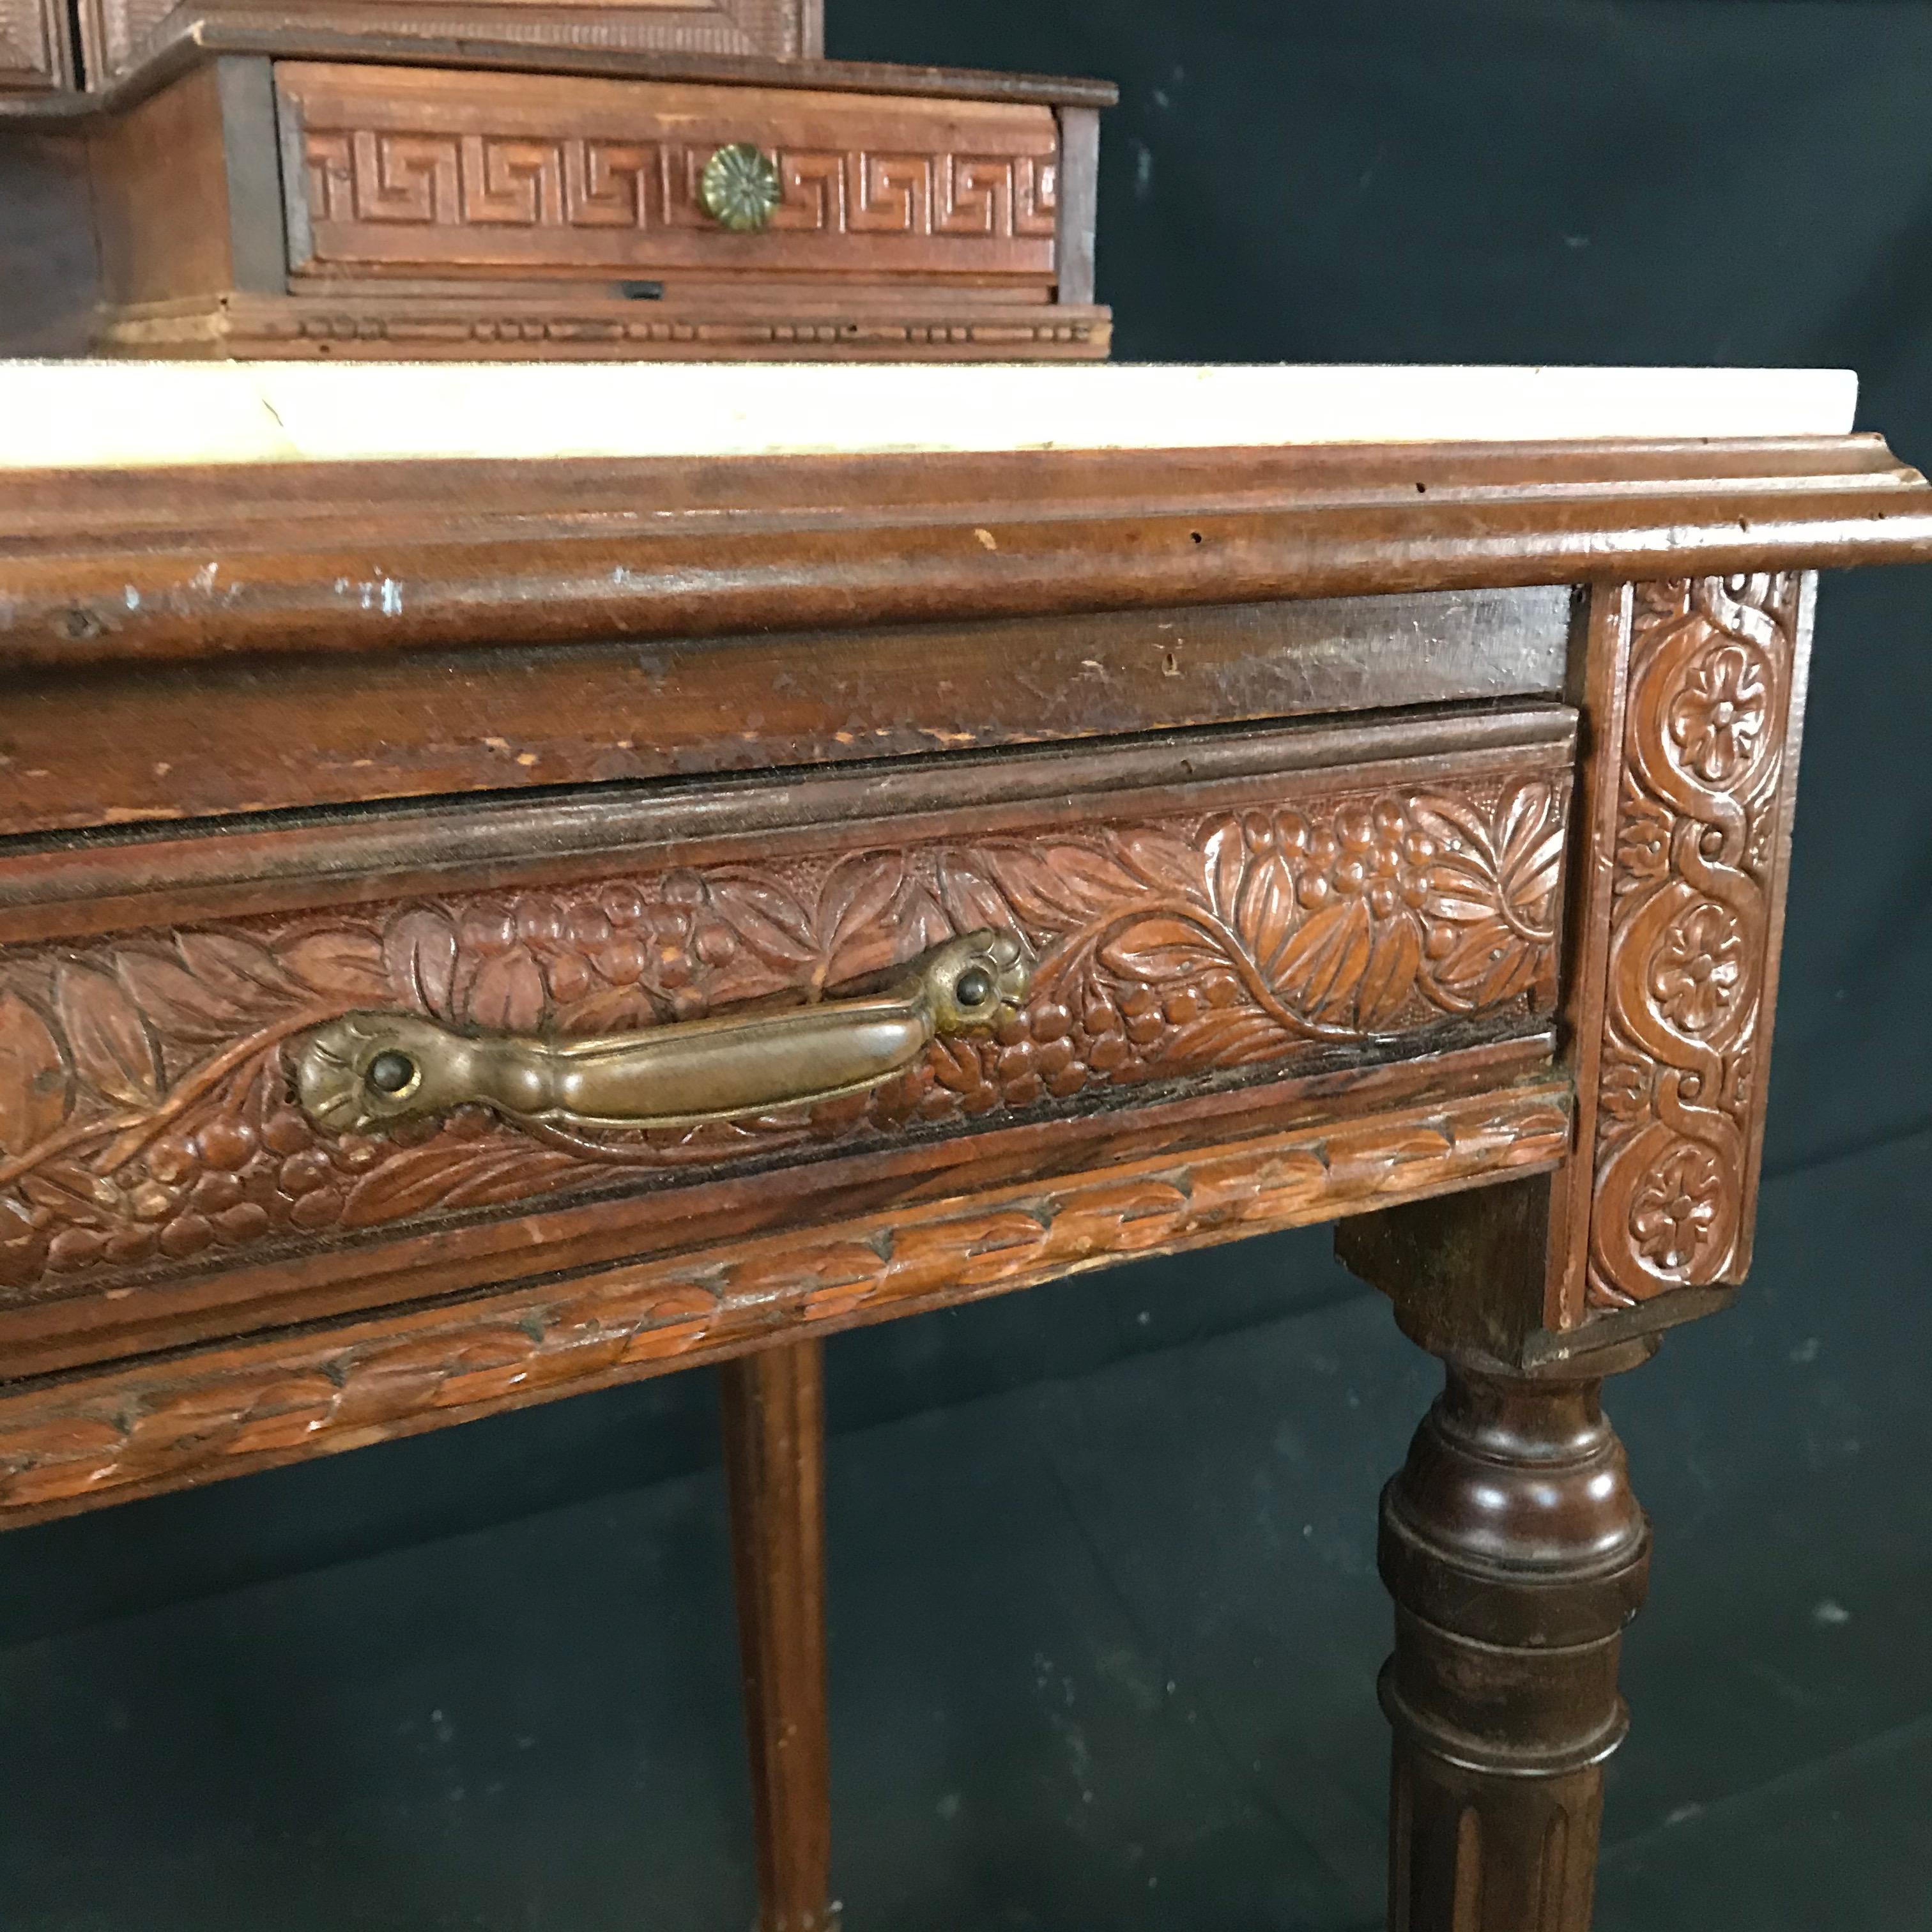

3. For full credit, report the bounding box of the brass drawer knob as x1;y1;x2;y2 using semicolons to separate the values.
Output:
293;931;1028;1137
699;142;784;233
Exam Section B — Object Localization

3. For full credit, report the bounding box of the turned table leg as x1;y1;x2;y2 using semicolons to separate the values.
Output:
1378;1349;1654;1932
719;1337;837;1932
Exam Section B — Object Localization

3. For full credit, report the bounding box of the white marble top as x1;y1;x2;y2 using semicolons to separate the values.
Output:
0;361;1859;470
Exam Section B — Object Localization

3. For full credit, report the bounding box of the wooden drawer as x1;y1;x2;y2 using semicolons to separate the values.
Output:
279;61;1062;288
0;706;1573;1379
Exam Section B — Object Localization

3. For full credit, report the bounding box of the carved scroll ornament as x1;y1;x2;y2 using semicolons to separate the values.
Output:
1588;574;1800;1308
0;771;1566;1299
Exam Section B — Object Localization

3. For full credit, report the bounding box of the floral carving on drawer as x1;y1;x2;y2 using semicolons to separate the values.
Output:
0;771;1566;1295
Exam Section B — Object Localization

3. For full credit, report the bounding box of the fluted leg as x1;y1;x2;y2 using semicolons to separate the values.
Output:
1379;1351;1653;1932
719;1338;837;1932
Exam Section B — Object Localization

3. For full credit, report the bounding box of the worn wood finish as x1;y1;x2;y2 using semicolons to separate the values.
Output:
0;587;1573;834
1381;1344;1654;1932
0;402;1926;1925
720;1338;836;1932
81;0;825;89
0;437;1921;671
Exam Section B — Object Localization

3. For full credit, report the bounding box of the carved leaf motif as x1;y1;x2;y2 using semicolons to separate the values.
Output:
706;877;818;969
817;854;906;981
1098;916;1223;985
1200;815;1246;923
1235;852;1298;976
466;952;546;1032
979;843;1147;931
55;964;161;1108
118;937;289;1047
176;933;296;1006
340;1140;590;1229
937;857;1015;938
0;992;68;1158
1110;826;1209;900
381;909;459;1017
1358;917;1425;1031
279;930;390;1006
1273;897;1374;1023
1160;1007;1294;1071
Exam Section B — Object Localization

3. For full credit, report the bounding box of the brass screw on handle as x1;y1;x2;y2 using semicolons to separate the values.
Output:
699;143;783;233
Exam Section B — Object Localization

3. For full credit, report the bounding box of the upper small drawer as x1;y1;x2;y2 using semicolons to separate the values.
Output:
277;62;1064;285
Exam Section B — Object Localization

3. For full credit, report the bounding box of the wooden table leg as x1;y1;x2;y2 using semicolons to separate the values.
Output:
1378;1346;1654;1932
719;1337;838;1932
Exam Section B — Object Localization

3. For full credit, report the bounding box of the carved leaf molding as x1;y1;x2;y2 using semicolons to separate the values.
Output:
0;773;1566;1298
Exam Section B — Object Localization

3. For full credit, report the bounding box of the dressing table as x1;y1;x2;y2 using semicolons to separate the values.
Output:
1;359;1926;1932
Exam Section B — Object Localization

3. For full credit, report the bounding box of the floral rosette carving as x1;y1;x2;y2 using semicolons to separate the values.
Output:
1589;574;1797;1308
0;772;1567;1300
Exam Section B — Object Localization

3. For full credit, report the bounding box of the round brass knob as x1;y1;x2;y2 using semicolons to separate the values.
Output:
699;143;783;233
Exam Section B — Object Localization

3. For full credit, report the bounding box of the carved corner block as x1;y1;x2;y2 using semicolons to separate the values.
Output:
1339;572;1814;1359
1574;574;1811;1316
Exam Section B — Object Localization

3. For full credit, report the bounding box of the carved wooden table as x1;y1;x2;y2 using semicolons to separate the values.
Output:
1;361;1926;1932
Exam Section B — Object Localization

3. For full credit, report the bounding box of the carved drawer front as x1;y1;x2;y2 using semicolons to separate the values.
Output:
277;62;1062;287
0;708;1574;1376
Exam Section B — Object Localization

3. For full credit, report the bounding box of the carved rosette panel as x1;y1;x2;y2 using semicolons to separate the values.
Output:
1587;574;1799;1309
0;772;1566;1299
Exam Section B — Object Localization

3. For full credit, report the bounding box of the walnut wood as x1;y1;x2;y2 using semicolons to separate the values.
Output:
0;587;1571;836
720;1338;837;1932
0;711;1572;1365
0;1068;1570;1523
0;438;1922;671
1381;1342;1654;1932
277;64;1061;285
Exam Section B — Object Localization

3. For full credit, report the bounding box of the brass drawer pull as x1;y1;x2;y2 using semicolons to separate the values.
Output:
699;142;784;233
294;931;1027;1136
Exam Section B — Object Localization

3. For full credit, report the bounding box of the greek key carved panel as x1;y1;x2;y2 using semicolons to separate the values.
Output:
279;66;1061;278
0;770;1567;1301
1586;574;1803;1309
